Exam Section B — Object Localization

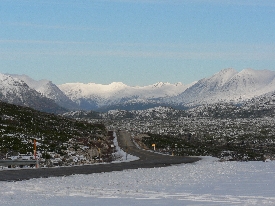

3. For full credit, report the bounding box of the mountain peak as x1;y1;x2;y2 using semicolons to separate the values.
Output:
175;82;183;86
8;74;79;111
0;73;67;113
0;73;27;87
109;82;128;88
201;68;238;87
153;82;169;88
215;68;238;77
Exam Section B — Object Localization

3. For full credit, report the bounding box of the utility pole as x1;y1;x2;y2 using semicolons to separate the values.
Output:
98;148;101;162
125;142;128;160
33;139;38;168
95;145;102;162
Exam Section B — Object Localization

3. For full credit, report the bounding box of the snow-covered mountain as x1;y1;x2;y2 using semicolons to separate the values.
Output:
9;74;79;110
58;81;194;110
171;68;275;106
58;68;275;110
0;74;67;113
3;68;275;111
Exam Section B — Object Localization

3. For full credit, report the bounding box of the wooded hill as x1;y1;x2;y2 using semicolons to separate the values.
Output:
0;101;110;162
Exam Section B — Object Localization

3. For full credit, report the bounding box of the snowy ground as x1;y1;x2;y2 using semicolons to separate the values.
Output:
1;157;275;206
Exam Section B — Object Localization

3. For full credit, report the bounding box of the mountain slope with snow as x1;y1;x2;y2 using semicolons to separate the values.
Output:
0;74;67;113
172;68;275;106
58;81;194;110
9;74;79;110
3;68;275;111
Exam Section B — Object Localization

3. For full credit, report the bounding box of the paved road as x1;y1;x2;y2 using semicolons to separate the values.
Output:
117;130;200;164
0;131;200;181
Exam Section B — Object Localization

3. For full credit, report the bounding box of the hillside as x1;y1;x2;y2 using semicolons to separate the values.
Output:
172;68;275;106
0;101;112;166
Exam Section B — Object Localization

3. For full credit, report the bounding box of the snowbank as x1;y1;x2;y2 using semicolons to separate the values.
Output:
111;131;139;162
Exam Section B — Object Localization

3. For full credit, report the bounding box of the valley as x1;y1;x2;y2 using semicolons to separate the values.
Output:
1;68;275;167
71;103;275;161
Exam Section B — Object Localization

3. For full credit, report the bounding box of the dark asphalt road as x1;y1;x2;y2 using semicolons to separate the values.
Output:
0;131;200;181
117;130;200;164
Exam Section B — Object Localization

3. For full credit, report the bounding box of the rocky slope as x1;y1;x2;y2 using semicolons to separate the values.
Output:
9;74;79;110
0;74;67;113
171;68;275;106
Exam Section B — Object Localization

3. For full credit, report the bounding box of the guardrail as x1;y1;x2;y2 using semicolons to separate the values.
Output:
0;160;38;167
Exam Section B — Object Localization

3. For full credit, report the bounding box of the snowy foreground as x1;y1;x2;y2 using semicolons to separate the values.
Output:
1;157;275;206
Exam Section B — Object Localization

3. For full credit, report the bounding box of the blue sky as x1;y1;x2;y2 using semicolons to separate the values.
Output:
1;0;275;86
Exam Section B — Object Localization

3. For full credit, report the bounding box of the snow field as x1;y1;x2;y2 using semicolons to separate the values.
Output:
1;157;275;205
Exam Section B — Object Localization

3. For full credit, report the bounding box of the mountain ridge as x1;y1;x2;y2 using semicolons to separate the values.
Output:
2;68;275;111
58;81;194;110
8;74;79;110
0;74;67;113
170;68;275;106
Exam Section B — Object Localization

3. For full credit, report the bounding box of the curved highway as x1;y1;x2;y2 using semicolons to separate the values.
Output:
0;131;200;181
117;130;200;165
